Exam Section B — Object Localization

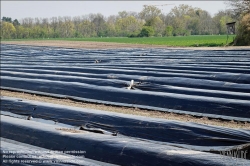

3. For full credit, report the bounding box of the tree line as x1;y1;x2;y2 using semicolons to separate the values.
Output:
1;4;237;40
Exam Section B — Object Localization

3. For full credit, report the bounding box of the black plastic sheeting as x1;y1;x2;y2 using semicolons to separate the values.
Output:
1;44;250;121
1;138;115;166
1;96;250;153
1;115;250;166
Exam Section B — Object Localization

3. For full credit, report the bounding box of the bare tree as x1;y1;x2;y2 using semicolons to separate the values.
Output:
21;17;34;28
73;16;82;36
226;0;250;18
34;18;41;26
139;5;162;21
50;17;58;34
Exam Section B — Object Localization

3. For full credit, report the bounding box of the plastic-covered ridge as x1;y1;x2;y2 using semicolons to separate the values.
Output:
1;115;250;166
1;44;250;121
1;96;250;150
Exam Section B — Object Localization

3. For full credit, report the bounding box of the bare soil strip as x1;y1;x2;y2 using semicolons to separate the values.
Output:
2;40;250;50
1;90;249;129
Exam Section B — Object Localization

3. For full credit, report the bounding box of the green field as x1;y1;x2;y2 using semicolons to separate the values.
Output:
3;35;236;47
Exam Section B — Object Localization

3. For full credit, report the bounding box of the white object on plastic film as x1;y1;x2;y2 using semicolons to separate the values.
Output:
27;115;33;120
95;60;101;63
127;80;134;90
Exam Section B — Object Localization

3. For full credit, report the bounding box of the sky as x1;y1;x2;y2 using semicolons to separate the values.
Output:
1;1;228;20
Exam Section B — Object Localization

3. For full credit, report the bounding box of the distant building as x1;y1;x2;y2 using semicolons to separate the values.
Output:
226;22;236;34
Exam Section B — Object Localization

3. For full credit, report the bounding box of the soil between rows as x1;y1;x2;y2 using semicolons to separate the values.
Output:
1;89;249;130
2;40;250;50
